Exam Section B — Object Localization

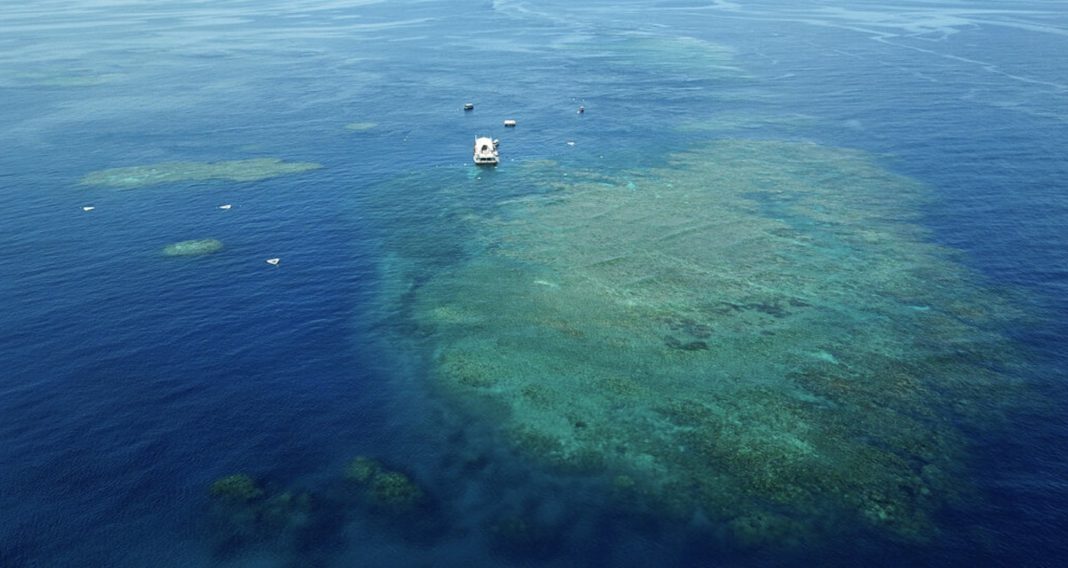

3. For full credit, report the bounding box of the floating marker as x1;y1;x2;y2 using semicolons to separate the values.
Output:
82;206;95;212
219;204;232;210
266;258;280;265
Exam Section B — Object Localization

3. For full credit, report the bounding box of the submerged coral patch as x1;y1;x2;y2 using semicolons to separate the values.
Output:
382;139;1023;546
345;121;377;131
210;474;264;503
206;474;312;555
163;239;223;256
610;34;741;78
82;158;321;189
345;456;426;513
0;69;125;88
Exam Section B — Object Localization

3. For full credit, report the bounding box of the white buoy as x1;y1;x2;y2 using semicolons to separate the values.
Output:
82;206;95;212
219;204;232;210
266;258;280;265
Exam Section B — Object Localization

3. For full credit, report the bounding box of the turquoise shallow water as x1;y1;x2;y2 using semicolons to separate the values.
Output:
1;1;1067;566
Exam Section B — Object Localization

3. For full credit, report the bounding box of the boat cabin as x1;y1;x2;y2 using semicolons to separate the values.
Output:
473;136;499;165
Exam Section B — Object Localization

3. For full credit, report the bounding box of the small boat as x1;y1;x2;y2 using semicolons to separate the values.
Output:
473;136;500;166
503;119;517;127
219;204;232;210
464;103;474;111
578;106;585;114
266;258;280;265
566;141;576;146
82;206;95;212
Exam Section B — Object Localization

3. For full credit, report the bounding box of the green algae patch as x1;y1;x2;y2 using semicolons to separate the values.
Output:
384;139;1027;546
162;238;223;257
345;121;377;132
82;158;321;189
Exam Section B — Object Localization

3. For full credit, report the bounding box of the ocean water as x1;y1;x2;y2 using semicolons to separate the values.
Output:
2;1;1066;566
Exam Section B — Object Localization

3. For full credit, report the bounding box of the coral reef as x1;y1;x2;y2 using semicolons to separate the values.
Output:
345;456;381;484
345;121;377;131
206;474;312;554
379;139;1025;547
371;472;424;509
344;456;426;513
162;238;223;257
2;71;124;87
82;158;321;189
611;34;740;79
210;474;264;503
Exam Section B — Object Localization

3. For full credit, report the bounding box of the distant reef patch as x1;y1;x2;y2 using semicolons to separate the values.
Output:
82;158;321;189
1;71;124;88
163;238;223;257
345;121;377;131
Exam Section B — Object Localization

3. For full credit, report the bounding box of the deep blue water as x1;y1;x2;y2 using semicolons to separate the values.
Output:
2;1;1067;566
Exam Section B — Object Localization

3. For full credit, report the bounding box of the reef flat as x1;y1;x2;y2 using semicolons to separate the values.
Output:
390;139;1024;547
82;158;321;189
163;238;223;256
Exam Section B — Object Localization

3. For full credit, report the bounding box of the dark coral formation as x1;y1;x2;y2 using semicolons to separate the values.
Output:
206;474;312;555
486;514;563;560
663;335;709;351
204;459;445;563
345;457;427;514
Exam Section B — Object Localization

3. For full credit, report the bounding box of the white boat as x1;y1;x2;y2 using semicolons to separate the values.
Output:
266;258;280;265
503;119;517;127
219;204;232;210
82;206;95;212
473;136;499;165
